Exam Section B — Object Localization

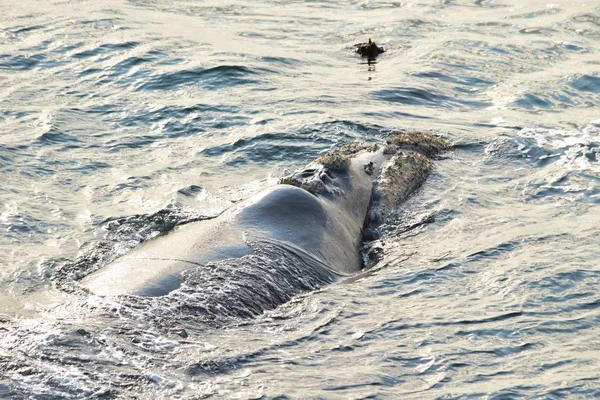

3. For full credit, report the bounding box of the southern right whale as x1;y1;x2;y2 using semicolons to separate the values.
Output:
80;132;448;309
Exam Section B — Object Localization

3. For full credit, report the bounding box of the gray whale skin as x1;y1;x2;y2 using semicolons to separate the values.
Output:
81;132;447;297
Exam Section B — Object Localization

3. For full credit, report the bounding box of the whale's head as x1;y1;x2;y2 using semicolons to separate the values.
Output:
274;131;447;272
279;141;384;198
280;132;448;253
278;131;448;244
280;132;447;201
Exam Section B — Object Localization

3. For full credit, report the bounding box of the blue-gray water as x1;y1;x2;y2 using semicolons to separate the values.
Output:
1;0;600;398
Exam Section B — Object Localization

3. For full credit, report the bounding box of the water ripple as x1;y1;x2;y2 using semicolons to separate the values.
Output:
2;0;600;398
569;74;600;94
72;41;140;59
372;86;491;109
135;64;271;91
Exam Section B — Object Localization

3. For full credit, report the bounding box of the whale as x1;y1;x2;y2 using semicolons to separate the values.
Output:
80;132;447;300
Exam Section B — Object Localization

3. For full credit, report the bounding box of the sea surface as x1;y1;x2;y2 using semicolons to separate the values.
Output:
1;0;600;398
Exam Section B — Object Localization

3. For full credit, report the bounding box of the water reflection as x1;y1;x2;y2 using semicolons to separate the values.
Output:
361;58;378;80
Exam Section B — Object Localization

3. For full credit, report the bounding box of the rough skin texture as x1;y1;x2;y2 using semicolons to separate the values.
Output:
384;132;448;157
316;149;351;170
278;166;340;197
316;142;379;171
278;176;303;187
279;133;448;205
379;151;432;208
363;132;448;237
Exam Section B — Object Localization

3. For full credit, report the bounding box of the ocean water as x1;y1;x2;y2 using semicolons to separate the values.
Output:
1;0;600;398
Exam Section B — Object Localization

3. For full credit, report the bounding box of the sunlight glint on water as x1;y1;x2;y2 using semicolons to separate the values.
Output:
1;0;600;398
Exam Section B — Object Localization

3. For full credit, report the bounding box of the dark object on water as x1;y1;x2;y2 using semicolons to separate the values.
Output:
355;38;385;59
